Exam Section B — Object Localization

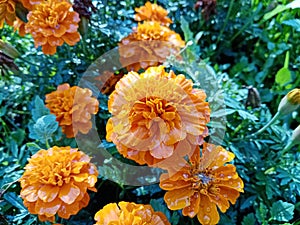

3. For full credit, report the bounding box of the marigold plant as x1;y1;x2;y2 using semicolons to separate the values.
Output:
134;1;172;25
119;21;185;71
19;146;98;222
94;201;170;225
106;66;210;170
159;143;244;225
45;83;99;138
25;0;81;55
20;0;41;10
0;0;16;28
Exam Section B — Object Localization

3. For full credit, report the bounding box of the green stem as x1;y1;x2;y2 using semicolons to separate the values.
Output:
247;112;281;138
45;139;50;149
281;141;295;155
216;0;234;45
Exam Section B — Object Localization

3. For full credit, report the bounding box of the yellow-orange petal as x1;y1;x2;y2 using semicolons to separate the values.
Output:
197;194;220;225
182;192;201;218
37;185;60;202
58;183;81;204
94;203;120;224
164;188;194;210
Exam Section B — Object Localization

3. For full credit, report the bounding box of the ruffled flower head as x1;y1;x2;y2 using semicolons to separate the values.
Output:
160;143;244;225
20;146;98;222
134;1;172;26
13;18;26;36
94;201;170;225
45;83;99;138
119;21;185;72
20;0;42;10
106;66;210;169
0;0;16;28
25;0;81;55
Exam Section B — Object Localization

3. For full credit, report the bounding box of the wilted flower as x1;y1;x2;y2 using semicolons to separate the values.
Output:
0;0;16;28
94;201;170;225
13;17;26;36
119;21;185;71
20;146;98;222
134;1;172;26
25;0;81;55
45;83;99;138
72;0;96;19
278;88;300;115
106;66;210;169
160;143;244;225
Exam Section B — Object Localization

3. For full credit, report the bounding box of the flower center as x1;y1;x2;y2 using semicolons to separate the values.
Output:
129;96;180;131
191;168;213;190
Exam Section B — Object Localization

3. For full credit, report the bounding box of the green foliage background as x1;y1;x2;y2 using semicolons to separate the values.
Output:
0;0;299;224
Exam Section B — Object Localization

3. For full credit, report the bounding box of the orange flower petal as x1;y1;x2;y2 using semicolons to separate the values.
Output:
164;188;194;210
38;185;59;202
182;192;201;218
62;32;81;46
58;183;81;204
197;194;220;225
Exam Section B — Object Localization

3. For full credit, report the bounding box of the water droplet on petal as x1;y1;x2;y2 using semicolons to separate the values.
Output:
223;194;228;198
183;173;189;179
206;207;211;212
219;173;224;178
227;175;232;179
203;215;211;224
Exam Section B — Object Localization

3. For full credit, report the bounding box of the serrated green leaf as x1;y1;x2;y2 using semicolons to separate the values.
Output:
29;115;58;143
242;213;256;225
270;200;294;222
3;192;27;211
282;19;300;32
237;110;258;121
275;67;291;86
31;96;50;121
255;203;268;225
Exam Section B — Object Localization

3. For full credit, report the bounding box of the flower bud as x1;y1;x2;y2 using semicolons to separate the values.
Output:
291;125;300;145
278;88;300;115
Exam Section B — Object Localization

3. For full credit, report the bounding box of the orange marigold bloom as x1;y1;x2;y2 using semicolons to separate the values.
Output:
19;146;98;222
160;143;244;225
0;0;16;28
13;18;26;36
25;0;81;55
45;83;99;138
94;201;170;225
106;66;210;169
134;1;172;26
119;21;185;72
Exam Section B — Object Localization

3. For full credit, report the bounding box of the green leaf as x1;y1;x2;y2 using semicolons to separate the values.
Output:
31;96;50;122
29;115;58;143
242;213;256;225
270;200;294;222
263;5;287;22
3;192;27;211
282;19;300;32
255;203;268;225
275;67;292;86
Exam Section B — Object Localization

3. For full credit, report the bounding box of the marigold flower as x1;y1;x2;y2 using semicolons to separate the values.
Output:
119;21;185;71
278;88;300;115
159;143;244;225
134;1;172;25
45;83;99;138
19;146;98;222
292;125;300;145
106;66;210;169
94;201;170;225
25;0;81;55
0;0;16;28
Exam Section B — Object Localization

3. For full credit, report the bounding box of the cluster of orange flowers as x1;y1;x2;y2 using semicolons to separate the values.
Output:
119;1;185;72
18;2;244;225
0;0;81;54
